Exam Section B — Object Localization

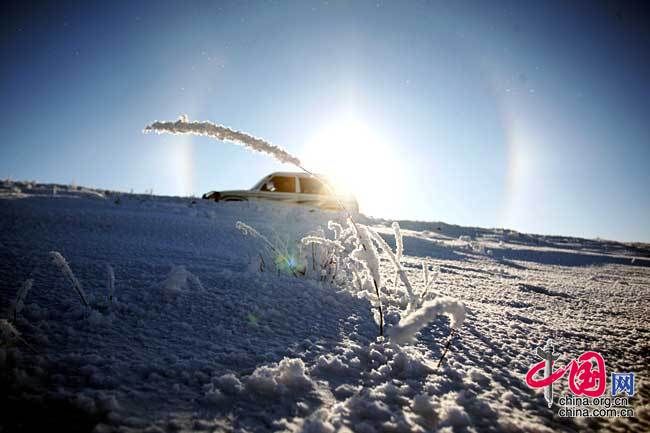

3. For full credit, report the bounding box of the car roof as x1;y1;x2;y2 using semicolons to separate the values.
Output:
264;171;327;179
253;171;355;197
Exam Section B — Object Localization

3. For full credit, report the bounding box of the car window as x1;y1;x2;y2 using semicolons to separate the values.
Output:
299;177;327;195
260;176;295;193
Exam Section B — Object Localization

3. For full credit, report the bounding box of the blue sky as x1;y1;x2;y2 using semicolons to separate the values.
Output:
2;0;649;242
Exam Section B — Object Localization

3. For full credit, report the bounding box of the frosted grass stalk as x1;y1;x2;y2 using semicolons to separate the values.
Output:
387;297;466;345
350;224;384;335
236;221;297;276
49;251;89;307
392;222;403;261
106;264;115;302
392;221;403;290
368;228;417;313
300;236;345;252
144;116;301;166
352;225;381;289
236;221;277;252
1;319;21;345
327;221;343;240
13;279;33;321
423;261;429;286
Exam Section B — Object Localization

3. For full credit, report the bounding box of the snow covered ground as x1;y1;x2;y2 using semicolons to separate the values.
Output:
1;180;649;433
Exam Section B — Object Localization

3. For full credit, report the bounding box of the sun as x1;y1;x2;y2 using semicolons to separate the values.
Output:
302;116;405;217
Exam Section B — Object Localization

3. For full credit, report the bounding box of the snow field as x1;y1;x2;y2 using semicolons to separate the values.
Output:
1;180;649;432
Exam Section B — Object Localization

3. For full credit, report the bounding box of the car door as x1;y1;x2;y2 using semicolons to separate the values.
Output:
297;176;338;209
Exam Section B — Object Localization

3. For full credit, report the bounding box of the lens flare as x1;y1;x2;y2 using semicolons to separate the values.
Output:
302;116;406;217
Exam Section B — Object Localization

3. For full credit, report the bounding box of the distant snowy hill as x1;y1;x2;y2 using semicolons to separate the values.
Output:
1;180;648;433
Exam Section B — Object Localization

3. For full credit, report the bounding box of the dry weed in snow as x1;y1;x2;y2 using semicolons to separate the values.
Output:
12;279;33;321
106;264;115;302
388;297;466;345
49;251;89;307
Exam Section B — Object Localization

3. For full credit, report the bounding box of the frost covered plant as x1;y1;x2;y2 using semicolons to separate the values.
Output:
368;227;417;313
236;222;275;250
0;319;21;347
299;218;369;286
387;297;466;345
300;220;390;335
106;264;115;303
351;224;386;335
297;219;459;340
392;222;403;288
300;236;345;253
300;235;344;283
236;221;300;276
144;115;301;166
419;261;438;305
0;319;36;353
11;279;33;322
302;218;388;333
366;226;466;349
345;222;465;345
351;225;382;290
49;251;89;307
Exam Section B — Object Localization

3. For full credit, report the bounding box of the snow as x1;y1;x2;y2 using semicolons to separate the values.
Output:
159;265;204;300
1;179;649;432
245;357;314;396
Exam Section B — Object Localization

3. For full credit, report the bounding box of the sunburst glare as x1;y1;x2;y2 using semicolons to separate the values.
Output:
302;116;406;217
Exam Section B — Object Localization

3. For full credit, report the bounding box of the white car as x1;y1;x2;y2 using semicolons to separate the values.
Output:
202;172;359;213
